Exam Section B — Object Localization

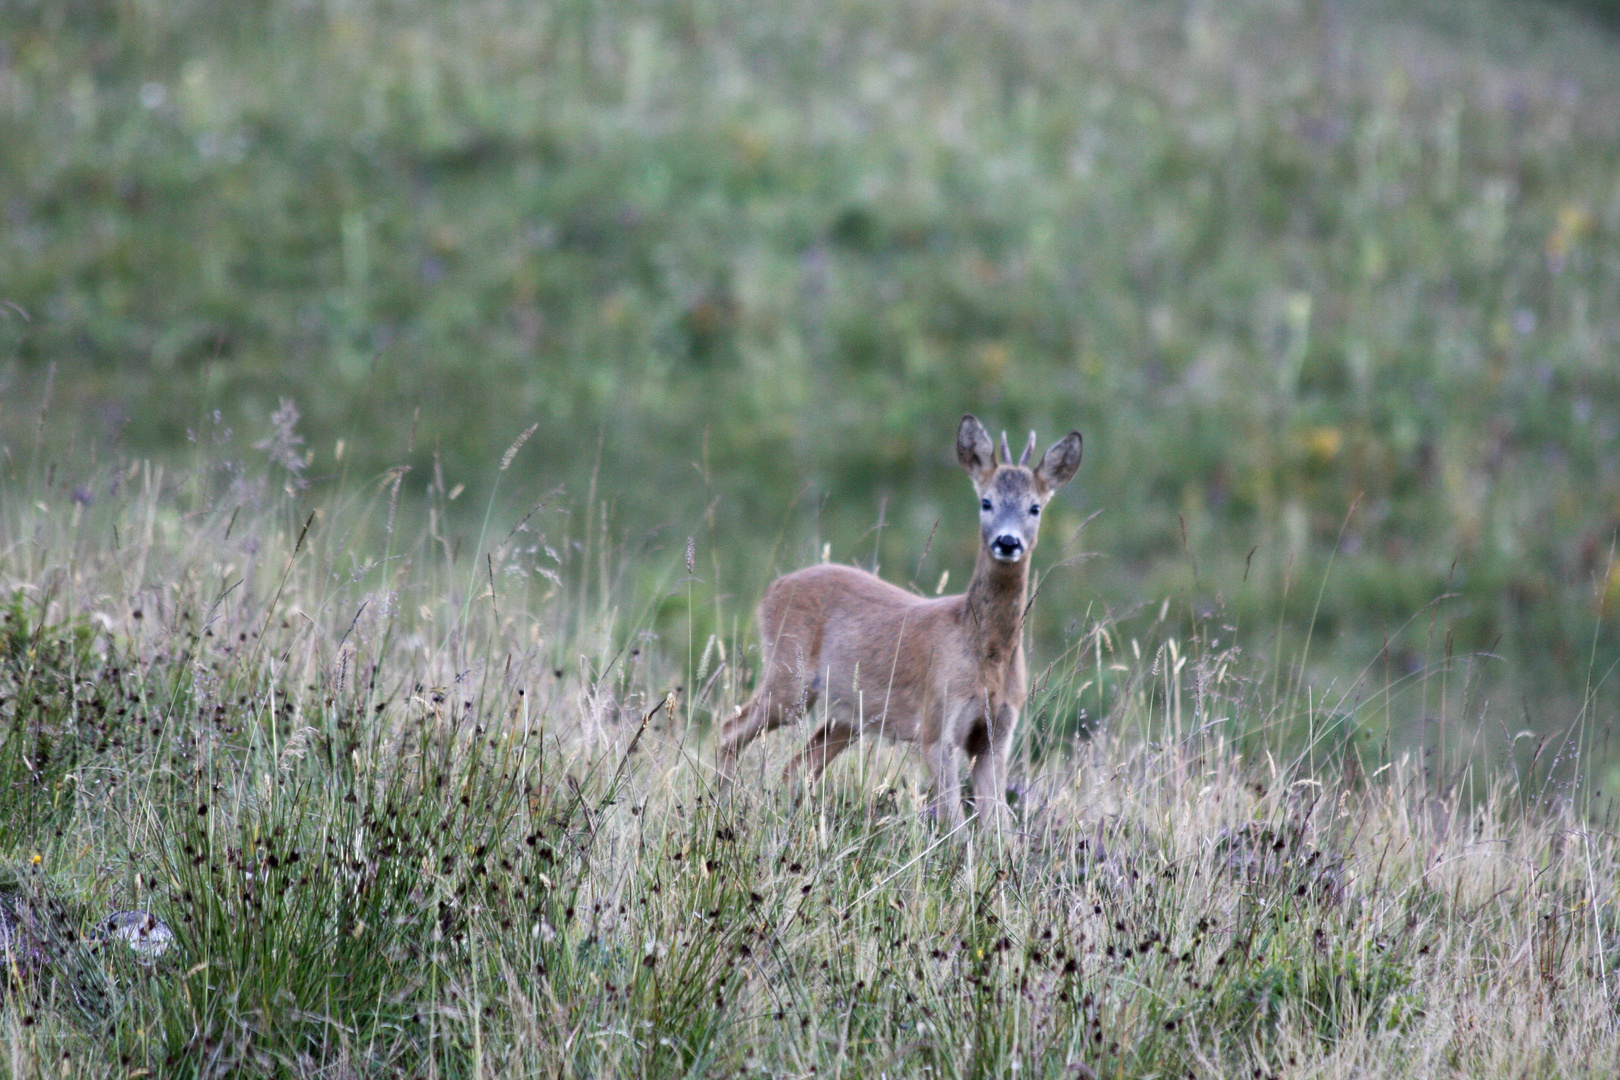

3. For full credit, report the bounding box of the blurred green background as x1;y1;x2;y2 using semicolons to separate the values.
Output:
2;0;1618;758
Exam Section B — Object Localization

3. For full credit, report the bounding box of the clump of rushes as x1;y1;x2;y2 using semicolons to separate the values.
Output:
137;690;605;1073
0;593;102;850
0;420;1616;1078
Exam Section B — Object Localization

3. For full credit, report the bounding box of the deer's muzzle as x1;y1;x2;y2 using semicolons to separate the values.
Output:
990;534;1025;561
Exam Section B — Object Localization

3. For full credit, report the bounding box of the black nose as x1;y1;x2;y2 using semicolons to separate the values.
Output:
991;535;1024;559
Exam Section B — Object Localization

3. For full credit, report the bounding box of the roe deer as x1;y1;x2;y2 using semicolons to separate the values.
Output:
716;414;1082;826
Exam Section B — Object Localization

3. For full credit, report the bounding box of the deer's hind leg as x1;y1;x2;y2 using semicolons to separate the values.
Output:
716;667;820;780
780;718;855;793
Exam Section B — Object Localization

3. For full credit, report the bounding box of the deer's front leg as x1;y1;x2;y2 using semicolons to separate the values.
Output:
970;703;1017;826
927;740;964;828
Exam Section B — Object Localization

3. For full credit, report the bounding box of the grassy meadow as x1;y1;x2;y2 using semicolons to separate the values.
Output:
0;441;1616;1078
2;0;1620;1074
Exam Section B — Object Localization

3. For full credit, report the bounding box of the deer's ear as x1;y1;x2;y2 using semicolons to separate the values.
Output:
1034;431;1082;493
956;415;996;484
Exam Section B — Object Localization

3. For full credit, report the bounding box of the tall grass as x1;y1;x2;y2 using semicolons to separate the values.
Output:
0;417;1616;1077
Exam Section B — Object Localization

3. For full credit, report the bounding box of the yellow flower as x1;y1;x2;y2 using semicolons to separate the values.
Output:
1546;202;1592;262
1301;426;1343;464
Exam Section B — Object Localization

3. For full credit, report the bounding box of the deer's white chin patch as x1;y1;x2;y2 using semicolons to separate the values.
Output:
991;548;1024;563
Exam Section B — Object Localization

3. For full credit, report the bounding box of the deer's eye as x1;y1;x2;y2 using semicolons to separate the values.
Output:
980;498;992;512
1029;504;1041;517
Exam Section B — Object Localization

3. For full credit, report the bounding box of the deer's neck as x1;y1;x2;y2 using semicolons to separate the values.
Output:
963;548;1029;664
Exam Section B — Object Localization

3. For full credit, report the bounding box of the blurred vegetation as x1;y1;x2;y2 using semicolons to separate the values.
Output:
1;0;1618;745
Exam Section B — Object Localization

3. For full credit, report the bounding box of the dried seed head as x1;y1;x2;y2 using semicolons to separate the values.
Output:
501;423;540;471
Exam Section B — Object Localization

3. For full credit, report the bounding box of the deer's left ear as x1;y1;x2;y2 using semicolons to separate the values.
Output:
1033;431;1082;494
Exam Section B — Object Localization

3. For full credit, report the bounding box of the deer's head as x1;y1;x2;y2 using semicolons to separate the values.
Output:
956;415;1082;565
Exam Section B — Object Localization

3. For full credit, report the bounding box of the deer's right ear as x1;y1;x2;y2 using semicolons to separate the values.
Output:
956;415;996;484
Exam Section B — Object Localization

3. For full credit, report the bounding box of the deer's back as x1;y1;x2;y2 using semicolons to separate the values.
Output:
759;564;947;636
757;565;970;726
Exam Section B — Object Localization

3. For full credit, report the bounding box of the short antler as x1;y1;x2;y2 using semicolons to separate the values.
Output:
1019;431;1037;466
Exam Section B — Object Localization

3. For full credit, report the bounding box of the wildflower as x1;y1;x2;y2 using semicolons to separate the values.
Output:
254;398;307;481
